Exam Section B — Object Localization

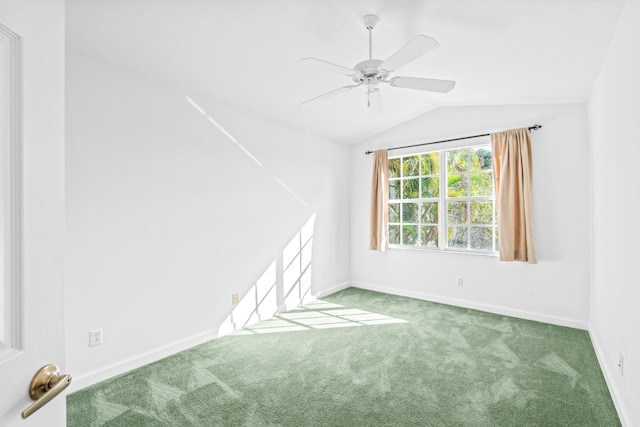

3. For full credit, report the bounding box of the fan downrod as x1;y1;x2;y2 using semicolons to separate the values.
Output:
353;15;387;91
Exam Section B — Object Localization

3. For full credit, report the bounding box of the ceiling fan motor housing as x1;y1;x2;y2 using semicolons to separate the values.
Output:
352;59;388;83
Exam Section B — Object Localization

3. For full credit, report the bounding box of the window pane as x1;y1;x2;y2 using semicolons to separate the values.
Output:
495;228;499;251
402;203;419;223
402;225;419;245
389;203;400;223
421;153;439;175
470;172;493;196
448;201;468;225
403;178;420;199
447;174;468;197
470;201;493;225
447;149;469;173
388;145;494;253
420;226;438;247
470;227;493;250
448;226;468;249
403;156;419;176
389;180;401;200
421;177;439;198
420;202;438;224
389;225;400;245
471;147;493;171
389;158;401;178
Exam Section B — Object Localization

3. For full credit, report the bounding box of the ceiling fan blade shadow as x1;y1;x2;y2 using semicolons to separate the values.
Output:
298;57;355;76
381;35;439;73
389;76;456;93
301;83;363;105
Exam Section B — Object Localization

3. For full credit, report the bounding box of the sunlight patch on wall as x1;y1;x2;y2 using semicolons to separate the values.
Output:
218;261;277;336
185;96;263;166
218;215;316;336
185;96;309;208
272;176;308;207
283;215;314;309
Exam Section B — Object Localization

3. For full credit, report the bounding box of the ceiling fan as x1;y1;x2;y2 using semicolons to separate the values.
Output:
300;15;456;109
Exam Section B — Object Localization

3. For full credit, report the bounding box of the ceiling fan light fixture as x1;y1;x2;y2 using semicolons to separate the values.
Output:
365;76;379;88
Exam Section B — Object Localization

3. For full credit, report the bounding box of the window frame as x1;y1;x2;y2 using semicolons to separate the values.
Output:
387;142;498;256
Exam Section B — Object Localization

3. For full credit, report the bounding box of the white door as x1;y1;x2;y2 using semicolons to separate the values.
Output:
0;0;66;425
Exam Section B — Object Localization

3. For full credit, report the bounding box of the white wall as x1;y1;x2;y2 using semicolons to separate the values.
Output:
351;103;591;328
588;0;640;424
65;52;350;389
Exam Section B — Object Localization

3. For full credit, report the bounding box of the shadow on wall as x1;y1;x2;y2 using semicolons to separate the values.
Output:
218;214;316;336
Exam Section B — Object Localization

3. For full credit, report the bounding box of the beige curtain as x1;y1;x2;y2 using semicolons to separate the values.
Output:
369;149;389;251
491;128;536;263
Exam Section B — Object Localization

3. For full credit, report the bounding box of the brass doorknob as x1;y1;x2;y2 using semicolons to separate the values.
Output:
21;364;72;419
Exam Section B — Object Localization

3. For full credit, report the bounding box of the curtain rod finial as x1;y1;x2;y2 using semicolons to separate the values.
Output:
530;124;542;131
365;150;373;155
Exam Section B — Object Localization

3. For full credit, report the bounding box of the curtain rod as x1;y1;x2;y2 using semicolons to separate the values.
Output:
364;124;542;155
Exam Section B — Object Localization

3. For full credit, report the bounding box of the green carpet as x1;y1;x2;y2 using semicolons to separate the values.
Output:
67;287;620;426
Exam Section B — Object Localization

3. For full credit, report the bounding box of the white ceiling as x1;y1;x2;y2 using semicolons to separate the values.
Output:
66;0;624;144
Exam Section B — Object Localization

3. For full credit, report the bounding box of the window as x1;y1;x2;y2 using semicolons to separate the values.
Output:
388;144;498;254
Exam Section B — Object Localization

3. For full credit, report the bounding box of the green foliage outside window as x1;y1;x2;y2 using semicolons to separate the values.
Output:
388;145;497;252
389;158;401;178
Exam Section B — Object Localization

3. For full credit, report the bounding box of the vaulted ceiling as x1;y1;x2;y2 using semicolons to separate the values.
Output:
66;0;624;143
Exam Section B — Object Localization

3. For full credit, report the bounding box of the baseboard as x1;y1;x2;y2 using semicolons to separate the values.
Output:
350;281;588;330
70;327;219;393
314;281;351;299
588;327;628;426
70;282;350;392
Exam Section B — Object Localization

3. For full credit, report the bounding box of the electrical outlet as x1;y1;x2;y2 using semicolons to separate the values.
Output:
89;328;103;347
232;293;239;305
456;276;463;286
618;353;624;376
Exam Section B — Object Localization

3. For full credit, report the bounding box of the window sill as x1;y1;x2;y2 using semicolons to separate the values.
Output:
388;245;499;257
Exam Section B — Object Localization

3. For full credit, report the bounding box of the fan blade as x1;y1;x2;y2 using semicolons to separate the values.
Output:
301;83;363;105
367;89;383;113
389;76;456;93
381;35;439;73
298;57;355;76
